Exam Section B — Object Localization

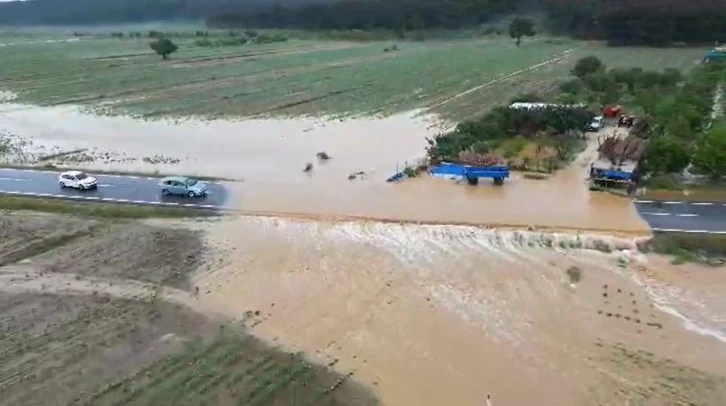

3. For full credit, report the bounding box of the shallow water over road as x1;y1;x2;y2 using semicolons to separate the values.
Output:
0;103;647;232
195;216;726;406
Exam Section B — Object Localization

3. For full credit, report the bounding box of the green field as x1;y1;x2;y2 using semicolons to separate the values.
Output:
0;30;706;121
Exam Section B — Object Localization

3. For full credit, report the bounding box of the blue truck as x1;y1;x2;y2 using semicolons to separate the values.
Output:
704;48;726;63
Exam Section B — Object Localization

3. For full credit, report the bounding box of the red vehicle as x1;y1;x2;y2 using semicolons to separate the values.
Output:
602;105;622;118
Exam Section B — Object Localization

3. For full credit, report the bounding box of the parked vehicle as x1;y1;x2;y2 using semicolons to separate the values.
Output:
618;115;634;128
58;171;98;190
588;116;605;131
602;105;621;118
158;176;207;198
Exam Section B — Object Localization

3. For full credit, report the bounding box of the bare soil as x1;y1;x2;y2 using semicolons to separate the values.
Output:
0;212;378;406
29;221;204;289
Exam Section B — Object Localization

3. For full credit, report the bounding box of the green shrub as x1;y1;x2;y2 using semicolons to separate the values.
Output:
566;266;582;283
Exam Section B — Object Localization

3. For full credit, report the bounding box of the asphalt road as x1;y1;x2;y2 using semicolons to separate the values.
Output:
635;199;726;234
0;168;228;209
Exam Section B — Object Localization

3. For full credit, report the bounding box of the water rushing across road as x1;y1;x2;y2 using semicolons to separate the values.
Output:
0;102;647;232
195;216;726;406
3;101;725;405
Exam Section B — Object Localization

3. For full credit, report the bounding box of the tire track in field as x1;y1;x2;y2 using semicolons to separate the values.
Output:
123;48;427;114
426;47;579;112
99;46;389;107
166;42;360;68
0;267;226;318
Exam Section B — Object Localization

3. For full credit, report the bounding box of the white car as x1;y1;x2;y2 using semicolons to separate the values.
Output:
58;170;98;190
588;116;605;132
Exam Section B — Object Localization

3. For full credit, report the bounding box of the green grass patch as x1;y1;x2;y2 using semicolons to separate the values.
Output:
85;329;379;406
0;195;214;218
0;29;704;120
643;233;726;266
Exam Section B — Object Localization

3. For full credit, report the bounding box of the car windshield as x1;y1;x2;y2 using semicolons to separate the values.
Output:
76;173;88;180
184;179;198;186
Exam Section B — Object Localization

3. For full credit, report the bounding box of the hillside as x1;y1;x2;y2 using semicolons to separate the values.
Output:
0;0;725;46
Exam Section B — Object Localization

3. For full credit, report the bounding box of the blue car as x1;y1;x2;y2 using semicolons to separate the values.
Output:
159;176;207;198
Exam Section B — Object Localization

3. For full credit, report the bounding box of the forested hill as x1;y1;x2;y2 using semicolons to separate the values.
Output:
0;0;324;25
546;0;726;45
1;0;725;46
0;0;526;26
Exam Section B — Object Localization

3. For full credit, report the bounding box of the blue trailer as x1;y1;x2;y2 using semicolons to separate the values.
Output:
429;163;509;185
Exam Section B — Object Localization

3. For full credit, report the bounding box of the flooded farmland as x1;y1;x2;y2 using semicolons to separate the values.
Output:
194;216;726;406
0;102;646;232
1;81;724;406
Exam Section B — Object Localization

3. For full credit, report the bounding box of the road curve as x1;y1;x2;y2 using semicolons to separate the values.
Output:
0;168;229;210
635;199;726;234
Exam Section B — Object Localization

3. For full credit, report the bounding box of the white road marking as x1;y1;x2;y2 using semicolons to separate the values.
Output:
642;212;671;216
692;202;715;206
1;168;225;185
676;213;699;217
663;201;682;205
652;228;718;234
635;200;653;203
0;189;224;211
0;177;30;182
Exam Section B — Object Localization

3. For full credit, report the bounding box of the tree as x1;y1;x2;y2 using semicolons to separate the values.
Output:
149;38;178;59
633;89;659;116
692;125;726;178
509;17;535;47
559;79;583;94
571;56;603;79
643;135;691;174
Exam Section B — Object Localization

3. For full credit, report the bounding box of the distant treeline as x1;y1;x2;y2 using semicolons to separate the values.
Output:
0;0;322;25
210;0;726;46
546;0;726;46
1;0;725;46
207;0;520;31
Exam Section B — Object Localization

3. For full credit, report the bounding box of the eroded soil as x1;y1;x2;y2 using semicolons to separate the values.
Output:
0;212;378;406
193;215;726;406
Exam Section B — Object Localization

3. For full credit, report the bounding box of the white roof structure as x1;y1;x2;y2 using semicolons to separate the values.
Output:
509;102;586;110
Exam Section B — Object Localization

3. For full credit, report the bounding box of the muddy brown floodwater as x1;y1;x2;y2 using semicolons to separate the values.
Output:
5;100;721;406
192;217;726;406
0;102;646;232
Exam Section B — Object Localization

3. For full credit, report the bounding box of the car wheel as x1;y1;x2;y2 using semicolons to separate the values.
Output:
187;191;196;198
59;181;66;188
162;189;170;196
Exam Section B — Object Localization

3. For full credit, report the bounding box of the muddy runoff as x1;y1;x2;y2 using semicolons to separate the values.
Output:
5;101;718;405
0;102;646;231
191;217;726;406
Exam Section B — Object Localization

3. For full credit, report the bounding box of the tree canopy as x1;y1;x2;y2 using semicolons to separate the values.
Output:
149;38;178;59
508;17;535;47
0;0;724;46
692;124;726;178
